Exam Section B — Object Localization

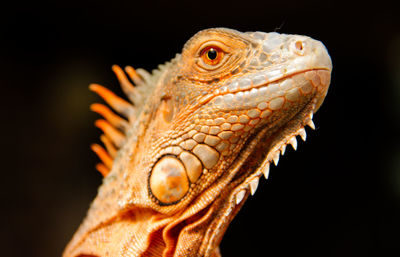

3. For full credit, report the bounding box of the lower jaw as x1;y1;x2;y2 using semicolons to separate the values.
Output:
231;94;317;195
192;96;318;256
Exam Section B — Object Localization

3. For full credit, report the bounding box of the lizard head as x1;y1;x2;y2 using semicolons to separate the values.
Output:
64;28;331;257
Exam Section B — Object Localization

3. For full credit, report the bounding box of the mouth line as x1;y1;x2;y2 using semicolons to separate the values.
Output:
215;67;329;96
254;67;329;88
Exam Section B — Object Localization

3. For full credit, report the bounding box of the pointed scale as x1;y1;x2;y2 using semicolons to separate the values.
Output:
100;135;118;158
112;65;141;105
90;103;129;133
125;65;144;86
95;163;110;177
95;119;126;148
89;84;135;120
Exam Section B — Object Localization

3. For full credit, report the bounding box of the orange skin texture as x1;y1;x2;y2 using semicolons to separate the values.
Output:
63;28;332;257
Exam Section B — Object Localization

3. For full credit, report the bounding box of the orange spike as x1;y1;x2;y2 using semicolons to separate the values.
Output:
112;65;140;104
95;163;110;177
89;83;135;120
91;143;113;169
95;119;125;148
125;65;144;85
90;103;129;133
100;134;117;158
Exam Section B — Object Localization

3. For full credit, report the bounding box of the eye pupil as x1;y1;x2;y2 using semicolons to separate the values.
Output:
200;46;223;67
207;48;218;60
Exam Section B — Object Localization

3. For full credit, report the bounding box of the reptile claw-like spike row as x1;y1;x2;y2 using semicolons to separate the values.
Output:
259;126;308;183
89;66;144;178
247;126;311;200
246;126;311;201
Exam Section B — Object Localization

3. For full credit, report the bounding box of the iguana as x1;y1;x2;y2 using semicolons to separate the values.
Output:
63;28;332;257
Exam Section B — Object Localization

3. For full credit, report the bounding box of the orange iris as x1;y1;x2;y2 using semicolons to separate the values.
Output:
201;46;223;65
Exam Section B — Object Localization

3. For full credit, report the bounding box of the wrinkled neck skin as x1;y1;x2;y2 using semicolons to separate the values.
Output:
64;28;332;257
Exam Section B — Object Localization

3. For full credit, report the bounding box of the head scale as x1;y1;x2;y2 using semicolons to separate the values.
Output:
64;28;332;257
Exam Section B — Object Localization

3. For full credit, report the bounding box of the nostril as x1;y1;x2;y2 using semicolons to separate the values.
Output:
293;40;306;55
295;41;304;51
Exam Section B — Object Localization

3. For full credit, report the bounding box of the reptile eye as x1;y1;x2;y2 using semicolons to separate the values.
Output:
201;46;224;65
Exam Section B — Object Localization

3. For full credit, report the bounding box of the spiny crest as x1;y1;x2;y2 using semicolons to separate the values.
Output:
89;65;151;176
89;55;181;176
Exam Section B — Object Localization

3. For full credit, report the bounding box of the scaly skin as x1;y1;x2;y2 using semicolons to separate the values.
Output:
63;28;332;257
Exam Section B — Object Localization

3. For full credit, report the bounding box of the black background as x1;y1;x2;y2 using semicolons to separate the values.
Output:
1;0;399;256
